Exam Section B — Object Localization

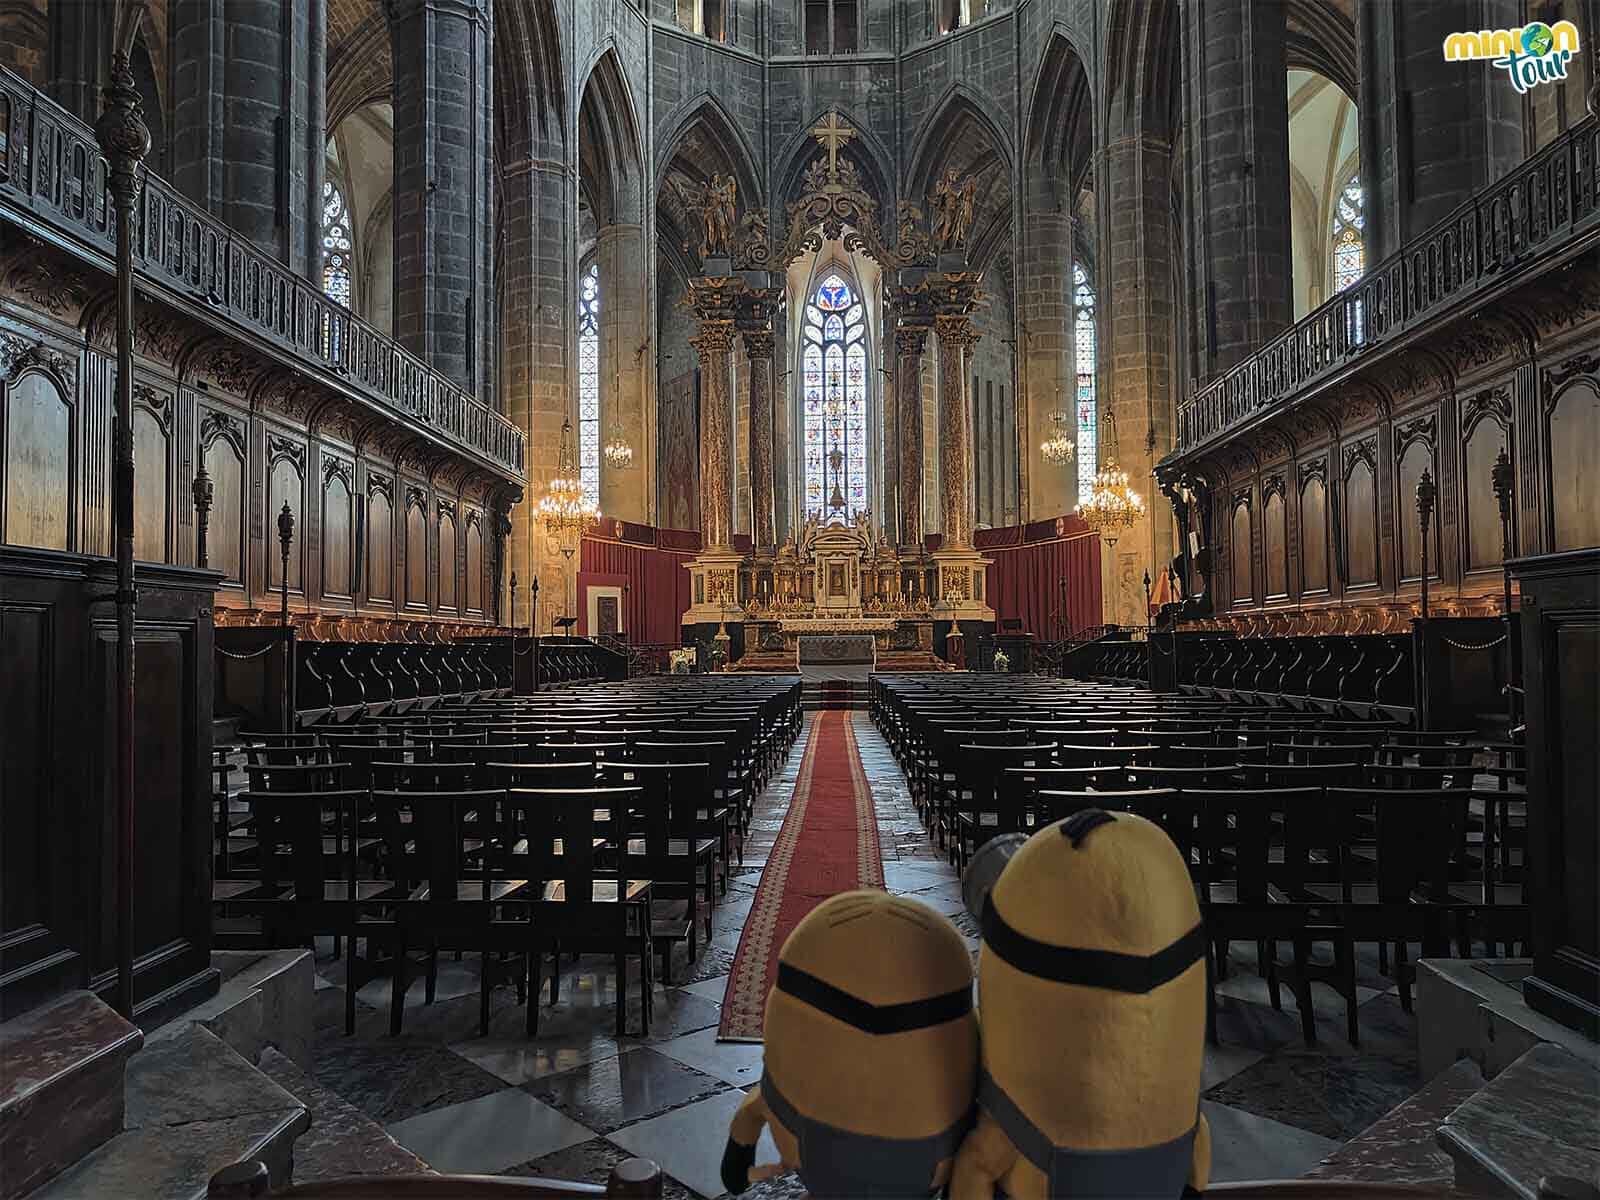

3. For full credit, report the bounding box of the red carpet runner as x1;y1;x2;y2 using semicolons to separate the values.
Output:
717;710;885;1041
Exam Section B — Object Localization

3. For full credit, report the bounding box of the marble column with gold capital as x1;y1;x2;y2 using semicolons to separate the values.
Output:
741;326;777;550
896;323;930;552
935;313;979;550
689;319;735;552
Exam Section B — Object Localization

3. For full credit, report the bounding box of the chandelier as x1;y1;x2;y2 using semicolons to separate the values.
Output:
602;364;635;470
603;428;634;470
1040;398;1076;466
538;416;599;558
1076;411;1145;546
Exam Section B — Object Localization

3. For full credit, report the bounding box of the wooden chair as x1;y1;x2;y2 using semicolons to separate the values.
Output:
600;760;717;979
509;786;655;1038
213;788;394;1034
369;788;529;1036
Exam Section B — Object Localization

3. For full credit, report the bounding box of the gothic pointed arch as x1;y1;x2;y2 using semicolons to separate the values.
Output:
326;0;393;130
903;88;1014;270
1023;28;1093;210
579;46;645;226
1103;0;1178;139
495;0;565;165
770;105;896;216
656;94;765;271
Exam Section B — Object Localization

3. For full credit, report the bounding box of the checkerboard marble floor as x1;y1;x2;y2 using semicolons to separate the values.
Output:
308;712;1423;1196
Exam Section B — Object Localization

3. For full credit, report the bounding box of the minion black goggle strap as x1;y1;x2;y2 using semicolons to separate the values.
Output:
981;897;1205;994
775;962;972;1034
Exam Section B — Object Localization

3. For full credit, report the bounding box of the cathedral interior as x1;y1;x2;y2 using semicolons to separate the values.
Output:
1;0;1598;1197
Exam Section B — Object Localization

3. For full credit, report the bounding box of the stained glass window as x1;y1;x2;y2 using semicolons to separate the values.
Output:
1331;178;1364;293
321;180;353;308
1331;178;1365;345
802;272;869;520
577;261;600;509
1073;262;1096;507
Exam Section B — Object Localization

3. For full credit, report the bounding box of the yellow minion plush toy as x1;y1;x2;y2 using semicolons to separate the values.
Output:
951;810;1211;1199
721;889;979;1198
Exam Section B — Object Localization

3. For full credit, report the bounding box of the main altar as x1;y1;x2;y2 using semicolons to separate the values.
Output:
672;108;995;670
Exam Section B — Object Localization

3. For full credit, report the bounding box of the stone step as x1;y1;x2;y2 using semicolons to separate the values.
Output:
1303;1056;1485;1189
32;1024;310;1200
0;990;144;1200
1438;1042;1600;1200
256;1045;432;1183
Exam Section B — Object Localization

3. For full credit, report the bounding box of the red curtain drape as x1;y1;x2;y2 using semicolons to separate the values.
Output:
985;532;1102;639
579;536;695;645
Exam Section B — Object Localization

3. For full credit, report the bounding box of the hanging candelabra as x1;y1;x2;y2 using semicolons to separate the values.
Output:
538;416;600;560
1040;387;1077;466
602;358;635;470
1076;410;1145;547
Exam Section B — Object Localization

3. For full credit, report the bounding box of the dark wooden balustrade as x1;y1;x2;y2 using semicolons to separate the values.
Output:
1176;116;1599;452
0;67;525;481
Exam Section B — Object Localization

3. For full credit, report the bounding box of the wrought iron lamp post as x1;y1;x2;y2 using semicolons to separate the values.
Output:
95;6;151;1019
1416;469;1436;621
278;502;295;625
192;463;214;570
1492;447;1520;728
508;570;518;690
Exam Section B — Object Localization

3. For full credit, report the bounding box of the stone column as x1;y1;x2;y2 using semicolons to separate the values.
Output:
596;223;650;524
691;319;736;553
895;323;931;552
390;0;494;401
170;0;325;277
1183;0;1292;379
1020;207;1077;521
500;154;570;632
1357;0;1525;264
936;314;977;550
742;327;777;550
1100;129;1178;629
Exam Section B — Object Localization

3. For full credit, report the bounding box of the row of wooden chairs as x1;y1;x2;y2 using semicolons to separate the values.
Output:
212;678;802;1038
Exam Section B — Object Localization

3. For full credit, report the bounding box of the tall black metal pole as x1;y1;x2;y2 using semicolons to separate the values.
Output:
1416;469;1436;621
95;11;151;1020
1492;448;1519;729
193;463;213;569
530;577;541;693
278;503;295;624
508;571;518;692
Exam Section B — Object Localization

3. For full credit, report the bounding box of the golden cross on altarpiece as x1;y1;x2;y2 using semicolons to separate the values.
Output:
808;111;856;181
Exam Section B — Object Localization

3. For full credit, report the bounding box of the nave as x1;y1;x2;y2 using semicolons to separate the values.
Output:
259;691;1433;1197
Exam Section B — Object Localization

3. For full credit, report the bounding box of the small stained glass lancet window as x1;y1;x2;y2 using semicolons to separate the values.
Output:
802;272;869;521
1331;177;1365;344
1331;179;1365;293
321;180;353;308
321;180;353;358
1073;262;1097;507
577;261;601;509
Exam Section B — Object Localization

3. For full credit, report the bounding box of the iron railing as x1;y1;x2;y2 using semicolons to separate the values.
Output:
1177;116;1600;455
0;68;526;482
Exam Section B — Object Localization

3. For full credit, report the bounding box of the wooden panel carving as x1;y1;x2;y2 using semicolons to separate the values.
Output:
1464;420;1508;574
1344;446;1378;588
437;503;457;612
1396;436;1436;581
322;458;353;599
3;370;72;550
202;432;245;586
366;476;393;603
465;510;483;613
1263;484;1287;599
132;402;169;564
405;489;427;608
1299;459;1329;594
1230;492;1253;606
1549;379;1600;551
268;455;304;592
